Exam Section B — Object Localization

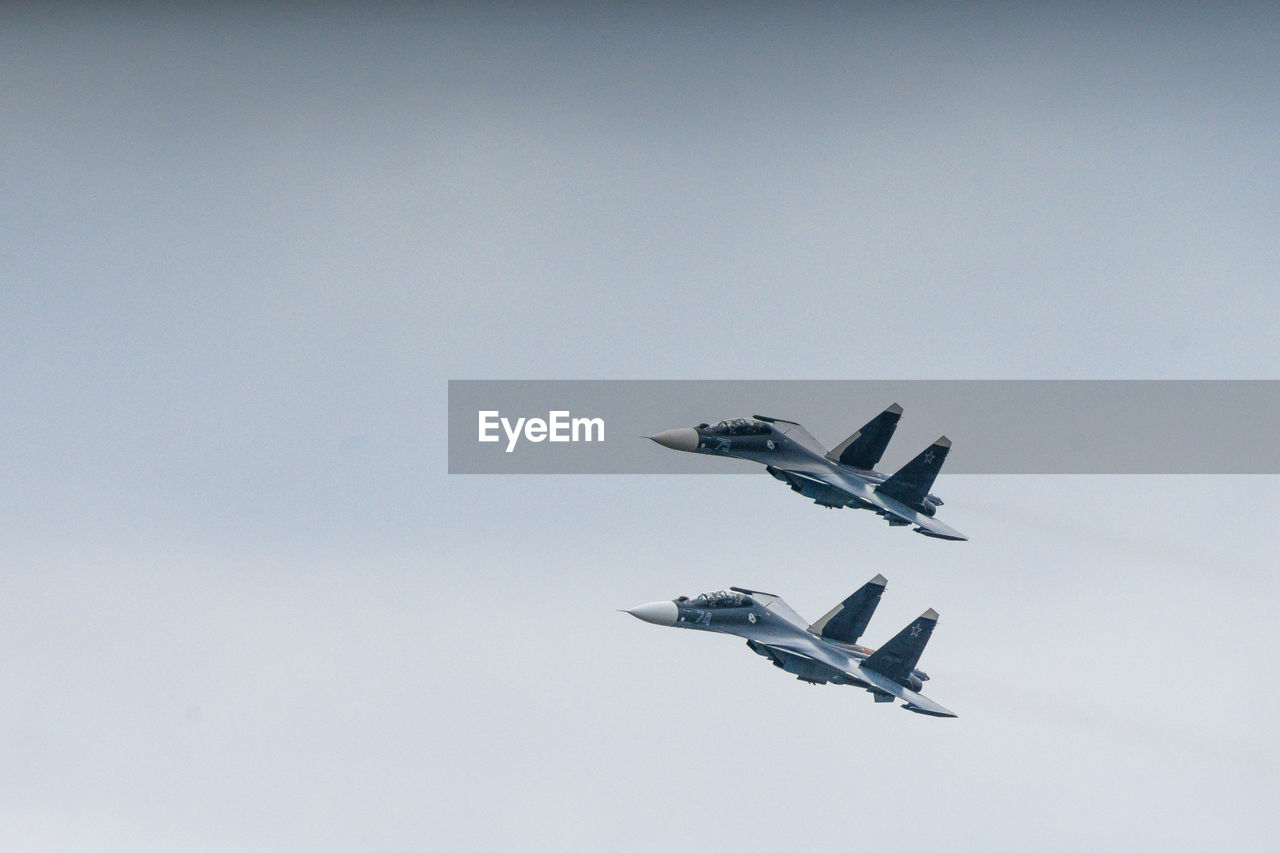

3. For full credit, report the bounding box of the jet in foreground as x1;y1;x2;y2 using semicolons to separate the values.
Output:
625;575;955;717
648;404;966;541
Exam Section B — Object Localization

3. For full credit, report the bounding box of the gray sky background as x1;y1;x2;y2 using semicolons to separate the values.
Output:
2;4;1277;851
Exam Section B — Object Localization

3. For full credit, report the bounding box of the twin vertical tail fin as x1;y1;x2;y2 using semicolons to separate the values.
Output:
875;436;951;509
807;574;886;644
825;403;903;470
863;608;938;684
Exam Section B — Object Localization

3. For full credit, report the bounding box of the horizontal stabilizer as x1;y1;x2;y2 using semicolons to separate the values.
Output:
808;574;886;644
826;403;903;470
875;436;951;509
914;524;965;541
902;701;956;718
863;609;938;684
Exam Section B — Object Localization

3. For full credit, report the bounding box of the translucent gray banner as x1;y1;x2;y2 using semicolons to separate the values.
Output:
447;380;1279;474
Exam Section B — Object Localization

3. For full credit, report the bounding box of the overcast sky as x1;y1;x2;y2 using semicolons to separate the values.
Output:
2;4;1277;851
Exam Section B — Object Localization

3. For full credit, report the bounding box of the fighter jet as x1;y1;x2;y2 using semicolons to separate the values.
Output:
648;404;966;541
625;575;955;717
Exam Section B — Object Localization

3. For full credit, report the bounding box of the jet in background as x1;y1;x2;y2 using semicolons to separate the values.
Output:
648;404;966;541
625;574;955;717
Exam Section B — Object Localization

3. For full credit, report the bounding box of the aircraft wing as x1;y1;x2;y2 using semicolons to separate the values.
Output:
869;491;968;541
746;637;859;684
751;635;848;669
757;639;957;717
772;465;967;541
747;636;956;717
855;665;957;718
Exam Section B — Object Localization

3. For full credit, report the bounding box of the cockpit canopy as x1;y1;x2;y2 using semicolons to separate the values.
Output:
683;590;754;608
705;418;771;436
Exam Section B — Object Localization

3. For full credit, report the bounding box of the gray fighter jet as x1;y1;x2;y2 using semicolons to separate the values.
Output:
625;575;955;717
648;404;966;541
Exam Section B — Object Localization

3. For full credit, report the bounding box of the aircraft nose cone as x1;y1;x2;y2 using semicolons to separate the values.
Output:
647;428;699;452
626;601;679;626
